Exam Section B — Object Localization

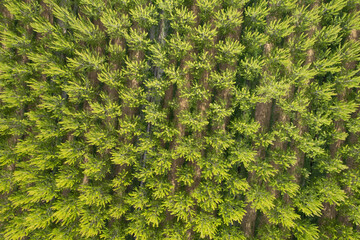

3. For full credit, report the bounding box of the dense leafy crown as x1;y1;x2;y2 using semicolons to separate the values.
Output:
0;0;360;239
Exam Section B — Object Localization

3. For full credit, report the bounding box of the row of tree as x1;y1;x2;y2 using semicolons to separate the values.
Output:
0;0;360;239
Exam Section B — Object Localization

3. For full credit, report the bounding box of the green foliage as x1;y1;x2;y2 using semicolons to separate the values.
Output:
101;9;131;38
246;185;275;213
293;220;319;240
244;0;269;30
1;0;359;239
216;39;244;65
267;200;301;228
130;4;158;29
294;187;324;217
215;7;243;34
163;192;195;221
193;211;222;238
218;196;246;224
169;6;196;34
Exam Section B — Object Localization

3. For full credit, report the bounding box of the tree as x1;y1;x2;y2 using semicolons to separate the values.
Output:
0;0;360;239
